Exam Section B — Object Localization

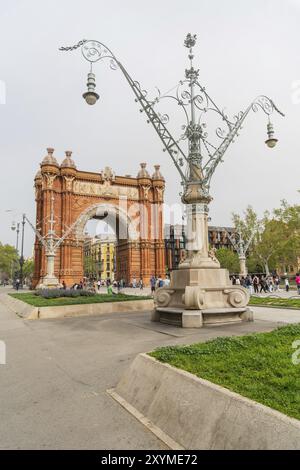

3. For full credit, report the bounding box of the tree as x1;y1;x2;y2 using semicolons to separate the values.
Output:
253;217;285;276
233;202;300;276
216;248;240;274
23;259;34;282
232;205;261;252
0;243;19;279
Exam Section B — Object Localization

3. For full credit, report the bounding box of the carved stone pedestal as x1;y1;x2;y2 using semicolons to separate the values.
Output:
153;268;253;328
37;276;62;289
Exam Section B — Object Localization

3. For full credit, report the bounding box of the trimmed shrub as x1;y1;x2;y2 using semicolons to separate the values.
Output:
35;288;96;299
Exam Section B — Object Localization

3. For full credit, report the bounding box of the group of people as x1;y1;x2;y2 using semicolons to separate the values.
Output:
231;274;289;294
150;275;170;294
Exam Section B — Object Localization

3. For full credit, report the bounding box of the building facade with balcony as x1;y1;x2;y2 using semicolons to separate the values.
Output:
83;234;116;282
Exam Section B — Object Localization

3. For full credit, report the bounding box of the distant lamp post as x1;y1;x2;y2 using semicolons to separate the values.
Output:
25;196;86;288
11;221;20;252
60;34;284;328
10;218;24;284
224;227;256;277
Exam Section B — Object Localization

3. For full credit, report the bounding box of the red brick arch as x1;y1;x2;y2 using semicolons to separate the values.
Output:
32;150;165;287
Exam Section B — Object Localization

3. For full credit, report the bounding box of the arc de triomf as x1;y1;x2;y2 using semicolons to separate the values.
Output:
32;148;165;287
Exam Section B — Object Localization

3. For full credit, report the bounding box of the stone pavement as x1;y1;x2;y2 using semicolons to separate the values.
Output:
0;295;299;450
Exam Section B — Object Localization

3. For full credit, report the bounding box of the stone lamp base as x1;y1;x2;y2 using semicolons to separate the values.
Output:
36;276;62;290
152;268;253;328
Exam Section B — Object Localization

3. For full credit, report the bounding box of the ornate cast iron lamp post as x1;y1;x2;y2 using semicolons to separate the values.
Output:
60;34;284;327
11;216;25;286
11;221;20;281
26;196;86;288
224;227;256;277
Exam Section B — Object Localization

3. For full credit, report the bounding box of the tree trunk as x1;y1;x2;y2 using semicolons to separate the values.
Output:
264;262;270;276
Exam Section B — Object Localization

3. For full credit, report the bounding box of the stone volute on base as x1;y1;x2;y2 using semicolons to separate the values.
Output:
152;267;253;328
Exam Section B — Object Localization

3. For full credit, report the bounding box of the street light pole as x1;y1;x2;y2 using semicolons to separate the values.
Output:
224;227;256;277
16;223;20;252
60;34;284;327
11;221;20;281
19;214;26;287
25;198;88;288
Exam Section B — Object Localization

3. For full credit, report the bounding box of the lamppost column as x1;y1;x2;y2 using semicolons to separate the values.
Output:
20;214;26;286
239;256;247;277
16;223;20;253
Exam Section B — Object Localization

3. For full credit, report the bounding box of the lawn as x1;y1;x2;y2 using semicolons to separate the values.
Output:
10;292;152;307
150;324;300;420
249;297;300;309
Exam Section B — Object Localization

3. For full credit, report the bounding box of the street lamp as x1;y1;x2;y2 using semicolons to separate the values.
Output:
11;221;20;252
60;34;284;328
10;217;24;285
265;118;278;149
25;195;88;288
83;71;99;106
224;227;257;277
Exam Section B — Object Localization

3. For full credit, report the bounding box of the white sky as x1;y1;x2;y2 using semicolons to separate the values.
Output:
0;0;299;256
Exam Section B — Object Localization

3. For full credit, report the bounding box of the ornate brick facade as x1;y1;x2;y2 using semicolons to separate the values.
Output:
32;149;165;288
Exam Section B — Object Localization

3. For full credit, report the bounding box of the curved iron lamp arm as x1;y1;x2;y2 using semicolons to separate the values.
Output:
60;37;284;193
60;39;187;182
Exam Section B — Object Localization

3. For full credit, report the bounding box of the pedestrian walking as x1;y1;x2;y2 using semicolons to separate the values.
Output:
259;277;267;293
274;276;280;292
97;279;101;292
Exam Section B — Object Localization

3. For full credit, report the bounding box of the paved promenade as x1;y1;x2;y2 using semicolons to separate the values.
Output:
0;289;299;449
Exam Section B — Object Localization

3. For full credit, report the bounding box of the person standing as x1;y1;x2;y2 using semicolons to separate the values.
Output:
246;275;253;295
97;279;101;292
139;279;144;290
157;275;164;289
253;275;259;294
150;275;156;296
285;277;290;293
295;273;300;295
15;278;20;291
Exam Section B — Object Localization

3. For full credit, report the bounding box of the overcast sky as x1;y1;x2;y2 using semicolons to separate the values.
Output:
0;0;299;256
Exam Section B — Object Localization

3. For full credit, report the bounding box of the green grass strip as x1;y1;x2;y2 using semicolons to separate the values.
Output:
150;324;300;420
249;297;300;309
9;292;152;307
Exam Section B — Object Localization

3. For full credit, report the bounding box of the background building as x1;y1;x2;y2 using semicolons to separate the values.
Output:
83;234;116;282
164;224;235;273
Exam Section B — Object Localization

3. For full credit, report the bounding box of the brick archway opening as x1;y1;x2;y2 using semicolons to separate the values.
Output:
76;203;139;286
